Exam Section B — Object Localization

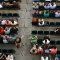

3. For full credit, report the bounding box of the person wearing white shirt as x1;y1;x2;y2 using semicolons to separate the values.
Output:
41;56;48;60
44;3;50;9
1;20;6;25
49;2;56;9
55;11;60;17
42;39;50;44
45;0;52;1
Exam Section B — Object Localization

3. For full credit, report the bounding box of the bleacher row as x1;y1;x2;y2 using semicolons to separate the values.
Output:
31;0;60;56
33;0;60;2
32;30;60;35
0;13;19;17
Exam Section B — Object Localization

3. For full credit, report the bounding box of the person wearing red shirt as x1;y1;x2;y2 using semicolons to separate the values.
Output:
37;46;43;54
49;46;57;55
0;27;5;35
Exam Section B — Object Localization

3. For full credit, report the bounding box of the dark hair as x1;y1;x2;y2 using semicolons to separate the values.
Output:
33;50;35;52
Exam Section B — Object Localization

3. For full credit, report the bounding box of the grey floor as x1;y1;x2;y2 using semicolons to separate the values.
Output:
0;0;60;60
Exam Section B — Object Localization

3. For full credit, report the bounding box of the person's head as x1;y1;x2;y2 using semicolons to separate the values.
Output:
51;3;54;6
32;50;35;53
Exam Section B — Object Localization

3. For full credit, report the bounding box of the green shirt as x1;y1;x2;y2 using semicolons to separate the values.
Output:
44;12;49;17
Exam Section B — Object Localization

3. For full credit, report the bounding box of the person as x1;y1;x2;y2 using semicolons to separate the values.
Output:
15;37;21;48
49;2;56;9
0;27;5;35
6;20;12;25
32;2;39;9
11;20;18;25
4;27;11;35
3;35;8;44
55;10;60;17
39;11;43;17
45;0;52;1
30;44;37;54
41;56;48;60
32;17;37;25
43;10;50;17
37;46;43;54
44;2;50;9
1;20;6;25
38;18;44;26
54;28;60;34
49;46;57;55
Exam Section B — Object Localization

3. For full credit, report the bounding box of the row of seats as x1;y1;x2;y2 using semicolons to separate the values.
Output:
0;0;21;2
33;6;60;10
32;22;60;27
0;49;15;54
32;30;60;35
33;0;60;2
0;13;19;17
37;39;60;45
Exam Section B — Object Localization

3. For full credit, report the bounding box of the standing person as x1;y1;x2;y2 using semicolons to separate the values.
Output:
15;37;21;48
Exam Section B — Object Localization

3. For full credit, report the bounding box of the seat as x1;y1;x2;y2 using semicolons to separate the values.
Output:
56;41;60;45
8;13;13;17
7;49;15;54
37;39;42;45
57;51;60;54
38;31;43;35
2;13;7;17
32;31;37;35
50;31;55;35
13;13;19;17
46;22;49;26
50;22;55;26
50;41;55;45
44;31;49;35
2;49;7;53
56;22;60;26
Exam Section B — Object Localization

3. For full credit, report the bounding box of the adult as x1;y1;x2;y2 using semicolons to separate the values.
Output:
55;11;60;17
49;2;56;9
38;18;44;26
30;45;37;54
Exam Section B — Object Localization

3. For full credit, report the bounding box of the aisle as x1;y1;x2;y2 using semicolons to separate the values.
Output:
15;0;40;60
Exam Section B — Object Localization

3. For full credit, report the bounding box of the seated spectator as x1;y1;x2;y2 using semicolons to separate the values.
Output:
1;20;6;25
3;36;8;44
54;28;60;34
39;2;44;6
55;10;60;17
0;4;3;8
30;44;37;54
6;20;12;25
38;18;44;26
49;2;56;9
44;2;50;9
37;46;43;54
0;27;5;35
45;0;52;1
11;20;17;25
41;56;48;60
32;18;37;24
4;27;11;35
32;2;39;9
39;11;43;17
49;46;57;55
50;10;55;17
43;10;49;17
42;39;50;45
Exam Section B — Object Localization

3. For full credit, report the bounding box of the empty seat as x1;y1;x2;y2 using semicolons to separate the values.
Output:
50;31;55;35
8;13;13;17
56;22;60;26
50;41;55;45
32;31;37;34
57;51;60;54
2;13;7;17
44;31;49;35
37;39;42;45
50;22;55;26
13;13;19;17
2;49;7;53
38;31;43;35
56;41;60;45
46;22;49;26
